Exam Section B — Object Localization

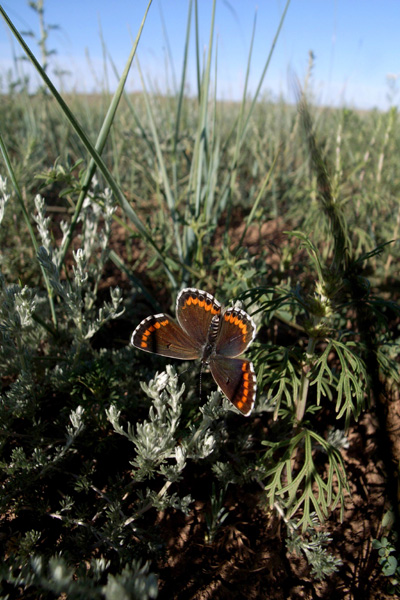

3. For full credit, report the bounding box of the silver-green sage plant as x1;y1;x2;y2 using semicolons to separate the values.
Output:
106;365;218;517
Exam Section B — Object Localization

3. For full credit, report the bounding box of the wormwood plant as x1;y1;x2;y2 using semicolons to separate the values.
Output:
0;175;163;598
106;366;220;512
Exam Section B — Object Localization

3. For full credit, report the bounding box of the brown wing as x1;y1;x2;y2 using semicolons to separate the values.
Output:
215;308;256;357
210;356;256;416
176;288;221;346
131;313;201;359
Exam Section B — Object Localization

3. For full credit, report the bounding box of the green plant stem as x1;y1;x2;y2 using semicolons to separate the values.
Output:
35;0;48;72
173;0;192;156
237;149;279;248
231;0;291;170
297;96;349;275
127;480;173;522
0;130;58;328
295;333;318;423
135;57;183;263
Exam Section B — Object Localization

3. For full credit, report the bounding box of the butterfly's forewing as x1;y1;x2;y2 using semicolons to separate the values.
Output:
131;313;201;359
215;307;256;357
210;356;256;416
176;288;221;346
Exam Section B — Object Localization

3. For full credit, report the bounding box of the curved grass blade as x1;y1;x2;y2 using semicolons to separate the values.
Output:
0;4;177;289
58;0;153;268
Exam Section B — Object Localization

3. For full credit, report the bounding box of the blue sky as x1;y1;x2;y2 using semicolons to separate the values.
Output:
0;0;399;109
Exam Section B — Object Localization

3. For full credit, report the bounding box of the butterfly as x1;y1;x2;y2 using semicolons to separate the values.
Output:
131;288;257;416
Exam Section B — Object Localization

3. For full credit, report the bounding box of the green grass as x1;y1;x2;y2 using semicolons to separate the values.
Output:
1;1;400;598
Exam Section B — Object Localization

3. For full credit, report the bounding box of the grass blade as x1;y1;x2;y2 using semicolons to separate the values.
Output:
58;0;154;267
0;3;177;288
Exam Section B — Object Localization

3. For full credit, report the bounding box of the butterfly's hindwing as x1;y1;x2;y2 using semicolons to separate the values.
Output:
209;356;256;416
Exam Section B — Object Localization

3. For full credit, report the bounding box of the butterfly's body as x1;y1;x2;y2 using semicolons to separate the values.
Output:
131;288;257;416
201;314;220;364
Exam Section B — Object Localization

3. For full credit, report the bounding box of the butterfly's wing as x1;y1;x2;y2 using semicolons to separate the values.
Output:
215;307;256;357
209;356;256;416
176;288;221;346
131;313;201;359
